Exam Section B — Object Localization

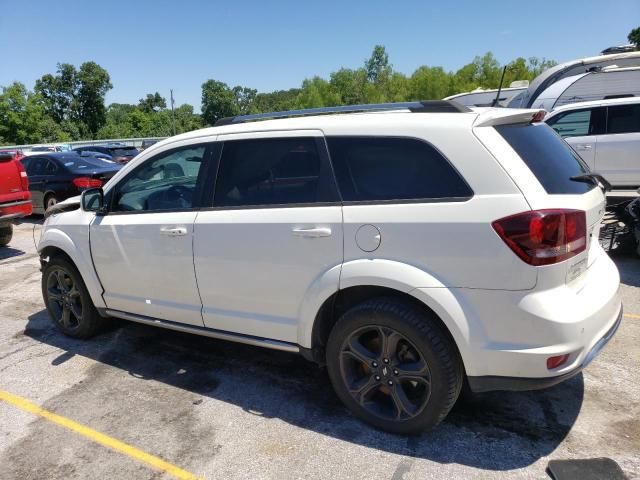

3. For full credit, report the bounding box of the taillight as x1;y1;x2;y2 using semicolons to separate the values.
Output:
492;209;587;266
72;177;103;189
16;160;29;191
547;354;570;370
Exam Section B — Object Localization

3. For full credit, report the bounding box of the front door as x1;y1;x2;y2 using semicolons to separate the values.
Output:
90;142;212;326
193;132;343;343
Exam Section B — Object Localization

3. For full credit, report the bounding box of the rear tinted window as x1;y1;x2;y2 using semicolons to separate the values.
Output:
496;123;593;194
327;137;472;202
111;148;139;157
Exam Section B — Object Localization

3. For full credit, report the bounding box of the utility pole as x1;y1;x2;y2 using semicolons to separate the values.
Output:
170;89;176;136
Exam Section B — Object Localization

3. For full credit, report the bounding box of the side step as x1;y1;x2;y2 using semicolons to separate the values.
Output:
104;309;300;353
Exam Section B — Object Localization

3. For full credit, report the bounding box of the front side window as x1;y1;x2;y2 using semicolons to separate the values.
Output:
112;145;205;212
326;136;472;202
213;137;335;207
607;104;640;134
546;108;605;137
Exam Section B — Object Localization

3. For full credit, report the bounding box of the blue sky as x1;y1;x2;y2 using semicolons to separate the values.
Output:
1;0;638;111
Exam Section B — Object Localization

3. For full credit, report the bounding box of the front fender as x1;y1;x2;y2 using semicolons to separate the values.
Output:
39;225;105;308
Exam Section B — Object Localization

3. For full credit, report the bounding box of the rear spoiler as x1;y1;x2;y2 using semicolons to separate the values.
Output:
473;108;546;127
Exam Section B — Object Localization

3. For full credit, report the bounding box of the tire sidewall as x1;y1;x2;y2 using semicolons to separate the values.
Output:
0;223;13;247
41;257;99;338
326;300;460;434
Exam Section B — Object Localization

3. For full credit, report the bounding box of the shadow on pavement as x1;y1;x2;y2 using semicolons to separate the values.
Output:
24;309;584;472
612;255;640;288
0;247;26;261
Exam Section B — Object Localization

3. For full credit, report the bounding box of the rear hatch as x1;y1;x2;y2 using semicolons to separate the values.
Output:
474;112;607;285
0;153;29;204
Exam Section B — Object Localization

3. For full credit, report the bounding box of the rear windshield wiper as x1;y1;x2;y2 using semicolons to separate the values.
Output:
570;173;612;193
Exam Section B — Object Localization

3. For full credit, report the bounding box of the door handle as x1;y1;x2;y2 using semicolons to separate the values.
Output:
160;227;188;237
576;144;593;151
291;227;332;238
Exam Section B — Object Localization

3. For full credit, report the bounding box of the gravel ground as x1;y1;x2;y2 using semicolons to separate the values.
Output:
0;220;639;480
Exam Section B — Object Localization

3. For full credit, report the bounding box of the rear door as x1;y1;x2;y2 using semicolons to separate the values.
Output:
193;131;343;343
595;103;640;187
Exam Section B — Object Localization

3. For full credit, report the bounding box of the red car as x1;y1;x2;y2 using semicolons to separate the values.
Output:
0;151;32;247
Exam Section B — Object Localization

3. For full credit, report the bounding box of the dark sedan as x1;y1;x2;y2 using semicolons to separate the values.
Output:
73;144;139;164
21;153;121;213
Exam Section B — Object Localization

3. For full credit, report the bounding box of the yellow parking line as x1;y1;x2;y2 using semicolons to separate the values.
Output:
0;390;202;480
624;313;640;320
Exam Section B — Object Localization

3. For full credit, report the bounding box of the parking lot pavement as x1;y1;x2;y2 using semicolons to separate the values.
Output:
1;222;639;480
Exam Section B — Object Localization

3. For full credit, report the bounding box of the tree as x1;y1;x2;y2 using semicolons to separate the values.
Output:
76;61;112;136
0;82;67;144
138;92;167;113
34;63;77;123
201;80;239;125
629;27;640;48
330;68;367;105
365;45;391;83
232;86;257;114
409;66;452;100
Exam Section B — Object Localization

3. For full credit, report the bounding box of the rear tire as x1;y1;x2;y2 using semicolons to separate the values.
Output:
326;298;463;434
0;223;13;247
42;256;106;339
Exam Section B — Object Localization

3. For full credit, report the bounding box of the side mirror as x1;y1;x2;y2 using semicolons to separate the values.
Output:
81;187;106;214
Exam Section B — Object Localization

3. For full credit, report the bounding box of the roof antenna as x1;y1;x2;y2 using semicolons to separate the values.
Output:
492;66;508;107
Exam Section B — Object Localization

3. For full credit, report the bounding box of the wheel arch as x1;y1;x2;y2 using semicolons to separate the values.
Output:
39;228;105;308
299;259;475;371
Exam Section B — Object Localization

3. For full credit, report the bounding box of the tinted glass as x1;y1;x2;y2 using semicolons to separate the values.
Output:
45;160;58;174
607;104;640;134
327;137;472;201
214;138;331;207
114;146;205;212
27;158;46;175
546;108;605;137
496;123;593;194
111;148;139;157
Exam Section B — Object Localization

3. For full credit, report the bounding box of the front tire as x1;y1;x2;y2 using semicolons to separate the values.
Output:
41;256;105;339
326;298;463;434
0;223;13;247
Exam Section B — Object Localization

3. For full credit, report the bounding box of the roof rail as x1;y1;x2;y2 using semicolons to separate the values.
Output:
214;100;470;126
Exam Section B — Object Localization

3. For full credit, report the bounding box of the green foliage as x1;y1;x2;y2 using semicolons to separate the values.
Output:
138;92;167;113
1;45;562;145
629;27;640;48
201;80;240;125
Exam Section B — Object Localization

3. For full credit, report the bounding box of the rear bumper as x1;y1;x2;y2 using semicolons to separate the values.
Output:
468;304;623;392
0;200;32;222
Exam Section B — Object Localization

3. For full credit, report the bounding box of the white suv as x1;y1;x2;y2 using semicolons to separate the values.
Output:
38;101;622;434
545;97;640;188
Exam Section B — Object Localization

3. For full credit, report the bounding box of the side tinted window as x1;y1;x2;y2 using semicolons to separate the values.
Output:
326;137;472;202
546;108;605;137
213;137;334;207
496;123;592;195
607;104;640;134
45;160;58;174
27;158;46;176
113;145;206;212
